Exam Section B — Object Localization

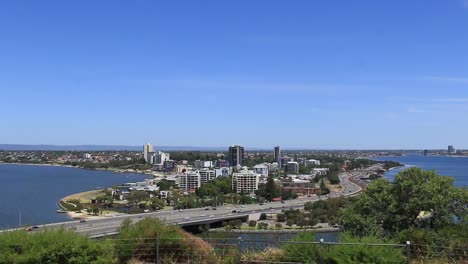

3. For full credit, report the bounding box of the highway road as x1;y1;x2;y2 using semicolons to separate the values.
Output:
6;172;363;237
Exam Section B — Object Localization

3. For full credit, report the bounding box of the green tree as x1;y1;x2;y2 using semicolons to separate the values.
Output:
341;168;468;235
127;191;150;208
149;197;166;210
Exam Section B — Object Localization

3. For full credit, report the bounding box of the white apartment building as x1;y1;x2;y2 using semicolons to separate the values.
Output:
198;169;216;184
305;159;321;166
232;170;260;194
143;143;154;164
154;151;170;165
253;164;269;177
179;171;201;193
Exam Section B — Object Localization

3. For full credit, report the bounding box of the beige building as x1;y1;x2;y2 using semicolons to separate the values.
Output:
232;170;260;194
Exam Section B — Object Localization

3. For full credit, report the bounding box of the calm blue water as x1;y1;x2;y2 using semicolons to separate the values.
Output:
373;154;468;187
0;164;151;230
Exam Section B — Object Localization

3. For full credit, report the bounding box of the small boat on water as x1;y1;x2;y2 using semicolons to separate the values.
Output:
56;210;67;213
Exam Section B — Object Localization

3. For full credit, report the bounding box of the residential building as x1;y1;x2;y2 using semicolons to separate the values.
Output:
312;168;329;176
305;159;321;166
215;167;231;177
232;170;260;194
179;171;201;193
143;143;154;164
198;169;216;184
154;151;170;165
254;164;269;177
285;161;300;174
228;145;244;167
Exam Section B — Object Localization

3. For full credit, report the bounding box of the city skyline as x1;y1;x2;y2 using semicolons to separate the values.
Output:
1;1;468;149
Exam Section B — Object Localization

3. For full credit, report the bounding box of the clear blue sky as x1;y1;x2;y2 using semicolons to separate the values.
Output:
1;0;468;149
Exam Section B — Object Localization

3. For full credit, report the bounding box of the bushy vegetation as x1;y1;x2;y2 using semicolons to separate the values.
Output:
281;232;406;264
0;229;115;264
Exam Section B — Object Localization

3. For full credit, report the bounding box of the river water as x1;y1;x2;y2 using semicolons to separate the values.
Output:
0;164;150;230
373;154;468;187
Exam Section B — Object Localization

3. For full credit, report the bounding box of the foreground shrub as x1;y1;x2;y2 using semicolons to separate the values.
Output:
116;218;217;264
0;229;115;264
281;232;406;264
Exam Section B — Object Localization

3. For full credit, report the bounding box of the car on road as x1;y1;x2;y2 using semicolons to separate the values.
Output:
209;215;214;217
79;219;87;223
184;217;190;220
200;214;206;217
212;207;217;210
204;207;210;210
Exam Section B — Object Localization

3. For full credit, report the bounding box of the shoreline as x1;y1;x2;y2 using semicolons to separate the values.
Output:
59;189;121;220
0;162;156;177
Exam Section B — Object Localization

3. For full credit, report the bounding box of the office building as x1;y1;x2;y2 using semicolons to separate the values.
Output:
232;170;260;194
448;145;455;154
274;146;281;166
143;143;154;164
228;145;245;167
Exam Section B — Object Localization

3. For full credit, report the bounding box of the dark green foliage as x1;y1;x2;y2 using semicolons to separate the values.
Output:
196;177;232;197
277;213;286;222
327;171;340;184
157;179;173;191
248;220;257;227
0;229;116;264
340;168;468;235
256;175;281;201
259;213;267;220
257;223;269;229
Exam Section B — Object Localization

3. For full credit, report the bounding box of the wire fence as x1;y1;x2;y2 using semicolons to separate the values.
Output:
106;235;468;264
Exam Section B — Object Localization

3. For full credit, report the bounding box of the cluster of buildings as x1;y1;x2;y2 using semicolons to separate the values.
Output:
138;144;330;197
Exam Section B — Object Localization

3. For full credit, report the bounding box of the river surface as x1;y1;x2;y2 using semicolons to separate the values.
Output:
0;164;151;230
373;154;468;187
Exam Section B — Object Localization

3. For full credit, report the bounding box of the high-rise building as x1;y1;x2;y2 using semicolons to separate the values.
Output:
274;146;281;167
448;145;455;154
228;145;244;167
232;170;260;194
143;143;154;164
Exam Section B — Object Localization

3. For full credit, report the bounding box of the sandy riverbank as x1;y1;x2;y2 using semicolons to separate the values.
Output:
59;189;122;219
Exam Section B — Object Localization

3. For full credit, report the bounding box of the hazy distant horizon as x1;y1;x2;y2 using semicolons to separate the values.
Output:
0;144;459;152
1;1;467;149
